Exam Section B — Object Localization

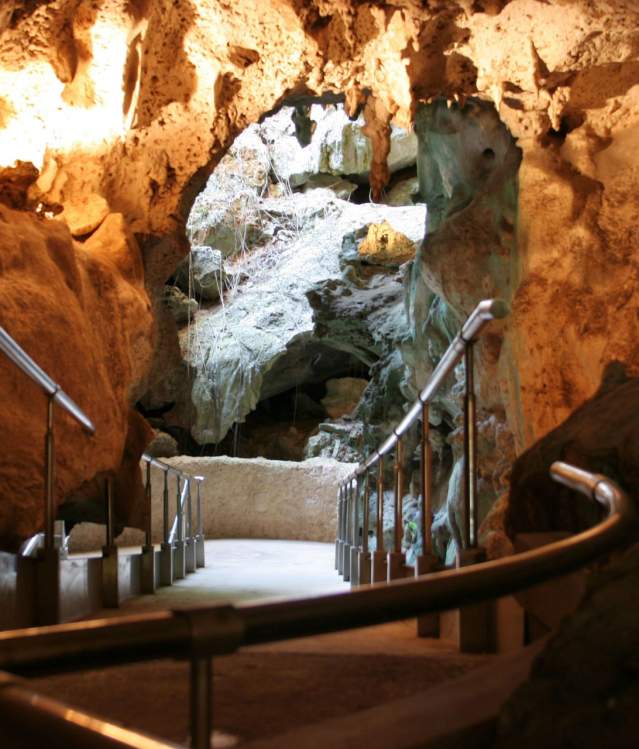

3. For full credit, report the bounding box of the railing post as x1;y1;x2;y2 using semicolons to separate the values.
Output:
185;479;197;574
338;484;346;576
371;456;387;583
358;471;372;584
387;438;406;581
190;656;213;749
349;477;361;587
101;476;119;608
141;460;156;594
159;468;174;586
416;401;440;638
455;339;491;652
335;485;342;572
36;392;61;625
343;480;351;582
463;340;479;552
195;476;206;568
174;475;186;580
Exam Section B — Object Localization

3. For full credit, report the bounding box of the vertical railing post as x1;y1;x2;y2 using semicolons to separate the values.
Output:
457;339;491;652
101;476;119;608
36;392;61;625
195;476;206;568
190;656;212;749
343;480;352;582
349;476;360;587
174;475;186;580
338;484;346;576
387;438;405;581
371;456;386;583
185;479;197;573
463;340;478;551
160;468;174;586
358;471;372;584
416;402;439;575
416;401;440;637
141;460;156;593
44;391;57;553
335;485;342;572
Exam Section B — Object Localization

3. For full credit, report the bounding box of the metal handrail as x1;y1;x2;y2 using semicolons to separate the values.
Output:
1;326;96;623
141;453;192;480
139;455;206;585
337;298;508;585
357;299;507;474
0;463;634;749
0;326;95;433
0;671;178;748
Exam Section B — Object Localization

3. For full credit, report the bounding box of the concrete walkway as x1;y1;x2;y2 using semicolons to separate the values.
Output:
98;538;349;618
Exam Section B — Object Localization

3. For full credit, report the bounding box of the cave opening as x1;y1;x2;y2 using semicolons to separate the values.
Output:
141;98;426;462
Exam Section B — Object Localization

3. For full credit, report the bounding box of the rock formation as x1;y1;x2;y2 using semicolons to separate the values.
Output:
0;0;638;556
0;206;153;548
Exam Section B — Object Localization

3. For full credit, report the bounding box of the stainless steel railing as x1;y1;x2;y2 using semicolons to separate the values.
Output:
140;455;206;589
336;299;508;587
0;326;96;554
0;325;96;625
0;462;635;749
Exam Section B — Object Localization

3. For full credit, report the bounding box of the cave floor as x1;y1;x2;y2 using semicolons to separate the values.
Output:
22;540;495;747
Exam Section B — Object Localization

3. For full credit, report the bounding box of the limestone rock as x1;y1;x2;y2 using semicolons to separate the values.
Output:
358;221;416;265
58;193;109;237
144;430;179;458
187;127;271;256
506;365;639;537
149;456;356;543
0;207;153;549
181;189;425;446
301;174;357;200
321;377;368;419
384;176;420;207
175;245;225;302
496;545;639;749
162;285;198;325
263;104;417;188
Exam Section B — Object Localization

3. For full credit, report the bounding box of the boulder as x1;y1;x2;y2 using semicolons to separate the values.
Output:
58;193;109;237
162;285;198;325
321;377;368;418
175;245;225;302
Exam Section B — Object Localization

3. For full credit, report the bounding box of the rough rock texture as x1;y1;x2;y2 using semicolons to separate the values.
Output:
181;188;424;445
0;207;153;549
497;544;639;749
263;104;416;188
1;1;639;556
157;456;355;543
506;364;639;537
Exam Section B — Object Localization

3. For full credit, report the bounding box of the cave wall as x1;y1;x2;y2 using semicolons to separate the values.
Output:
1;0;638;544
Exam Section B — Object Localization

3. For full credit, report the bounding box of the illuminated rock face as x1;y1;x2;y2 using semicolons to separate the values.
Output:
0;1;638;546
0;208;153;550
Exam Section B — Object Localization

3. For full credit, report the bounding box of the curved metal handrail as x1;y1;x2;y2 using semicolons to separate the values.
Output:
336;298;508;582
0;326;95;433
141;453;201;481
0;462;634;669
0;462;634;749
356;299;507;474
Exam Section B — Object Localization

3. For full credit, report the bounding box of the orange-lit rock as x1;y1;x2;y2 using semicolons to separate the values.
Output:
0;206;153;550
0;0;638;545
